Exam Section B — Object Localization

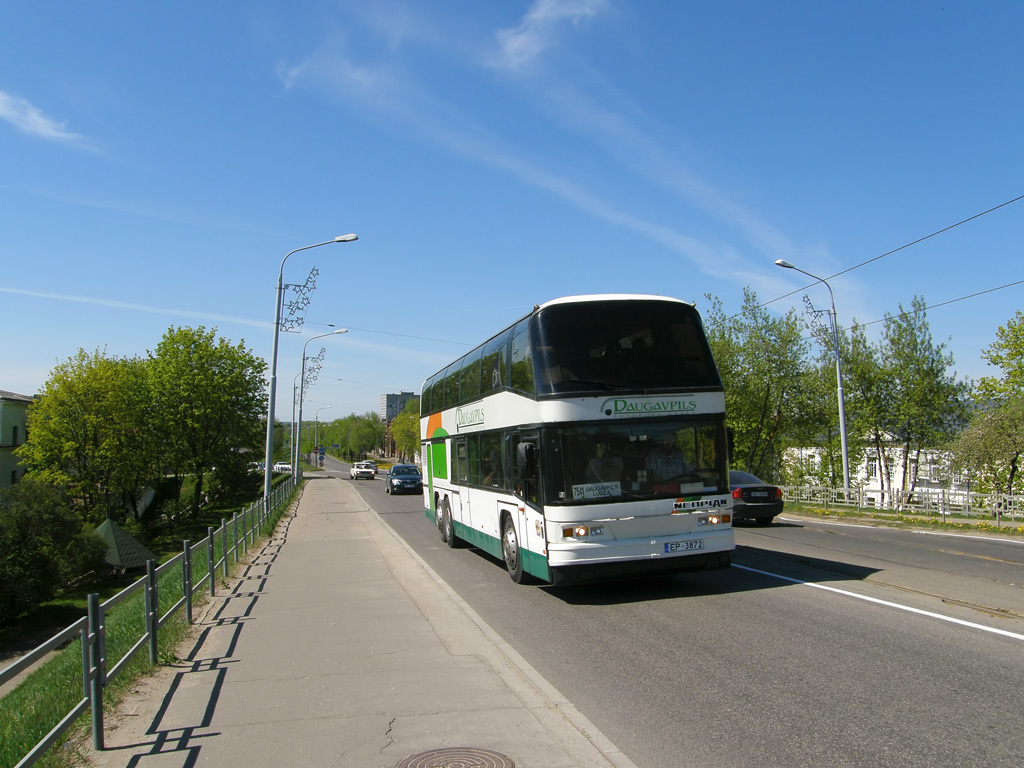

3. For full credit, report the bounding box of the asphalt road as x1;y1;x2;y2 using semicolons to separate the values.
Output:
327;458;1024;768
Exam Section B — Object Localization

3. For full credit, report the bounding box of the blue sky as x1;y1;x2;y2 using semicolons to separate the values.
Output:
2;1;1022;421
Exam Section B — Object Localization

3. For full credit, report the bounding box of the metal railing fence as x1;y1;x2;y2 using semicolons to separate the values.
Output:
782;483;1024;525
0;477;296;768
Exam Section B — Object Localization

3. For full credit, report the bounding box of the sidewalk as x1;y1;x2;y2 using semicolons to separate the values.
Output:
84;474;635;768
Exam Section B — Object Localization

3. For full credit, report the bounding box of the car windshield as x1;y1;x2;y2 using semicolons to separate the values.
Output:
729;471;763;485
393;466;420;476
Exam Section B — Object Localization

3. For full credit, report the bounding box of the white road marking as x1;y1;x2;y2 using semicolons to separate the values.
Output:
779;516;1024;545
734;563;1024;643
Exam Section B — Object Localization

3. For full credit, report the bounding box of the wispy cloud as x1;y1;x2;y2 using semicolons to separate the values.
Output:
0;90;90;147
0;286;267;329
278;3;816;288
493;0;609;70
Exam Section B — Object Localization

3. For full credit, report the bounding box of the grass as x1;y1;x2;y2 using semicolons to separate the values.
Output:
786;501;1024;536
0;478;299;768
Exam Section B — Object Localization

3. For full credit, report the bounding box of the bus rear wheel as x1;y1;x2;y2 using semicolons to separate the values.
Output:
502;516;527;583
435;497;446;539
443;502;460;548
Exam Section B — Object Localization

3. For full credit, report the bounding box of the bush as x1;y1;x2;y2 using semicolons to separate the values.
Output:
0;480;108;623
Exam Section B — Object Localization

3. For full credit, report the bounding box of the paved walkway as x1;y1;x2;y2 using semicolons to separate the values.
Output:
84;475;635;768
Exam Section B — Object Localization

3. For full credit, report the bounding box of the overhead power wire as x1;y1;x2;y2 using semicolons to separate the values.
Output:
761;192;1024;310
843;278;1024;331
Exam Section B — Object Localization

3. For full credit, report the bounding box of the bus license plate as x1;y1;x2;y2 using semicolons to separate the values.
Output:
665;539;704;553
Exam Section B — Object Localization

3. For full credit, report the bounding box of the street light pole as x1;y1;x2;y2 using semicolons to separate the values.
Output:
315;405;332;462
264;235;357;501
295;329;348;481
291;372;302;475
775;259;851;492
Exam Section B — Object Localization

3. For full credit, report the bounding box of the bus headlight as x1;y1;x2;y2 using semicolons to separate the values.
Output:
562;525;605;539
697;514;731;526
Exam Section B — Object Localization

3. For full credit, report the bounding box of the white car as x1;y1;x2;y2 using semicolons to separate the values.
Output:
272;462;292;473
349;461;376;480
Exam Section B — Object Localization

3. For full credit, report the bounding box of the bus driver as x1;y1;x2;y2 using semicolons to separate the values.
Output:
645;434;693;481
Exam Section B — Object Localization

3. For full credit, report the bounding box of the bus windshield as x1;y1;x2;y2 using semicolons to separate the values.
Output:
541;419;728;505
532;300;721;395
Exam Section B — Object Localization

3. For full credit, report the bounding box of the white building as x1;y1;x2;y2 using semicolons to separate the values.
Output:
784;436;969;508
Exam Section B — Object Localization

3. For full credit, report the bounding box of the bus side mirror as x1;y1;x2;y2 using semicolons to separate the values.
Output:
727;427;735;462
517;442;537;480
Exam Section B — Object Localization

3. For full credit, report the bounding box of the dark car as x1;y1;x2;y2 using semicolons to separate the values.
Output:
729;470;783;526
385;464;423;495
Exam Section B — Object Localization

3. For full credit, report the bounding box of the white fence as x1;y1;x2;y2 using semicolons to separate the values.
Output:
782;484;1024;524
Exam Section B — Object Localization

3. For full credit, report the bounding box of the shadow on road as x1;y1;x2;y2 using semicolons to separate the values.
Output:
528;545;882;606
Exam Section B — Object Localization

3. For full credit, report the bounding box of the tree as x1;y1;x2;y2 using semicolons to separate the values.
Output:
949;310;1024;499
17;349;158;521
948;396;1024;498
390;399;421;461
149;327;267;518
977;309;1024;403
882;298;969;501
704;289;811;481
0;480;107;623
841;322;893;493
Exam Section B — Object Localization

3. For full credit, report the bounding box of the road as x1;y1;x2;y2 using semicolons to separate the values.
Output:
327;458;1024;768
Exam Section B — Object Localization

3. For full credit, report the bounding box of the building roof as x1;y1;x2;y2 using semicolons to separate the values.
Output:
94;519;158;570
0;390;35;404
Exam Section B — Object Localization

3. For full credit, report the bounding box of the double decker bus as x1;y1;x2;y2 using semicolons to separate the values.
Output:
420;294;733;585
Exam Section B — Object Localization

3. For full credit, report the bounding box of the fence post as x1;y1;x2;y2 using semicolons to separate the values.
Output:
88;593;104;750
183;540;192;625
221;519;229;578
241;507;248;555
207;526;216;597
232;512;239;564
146;560;159;665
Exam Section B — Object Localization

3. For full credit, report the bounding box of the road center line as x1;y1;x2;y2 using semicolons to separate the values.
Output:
733;563;1024;643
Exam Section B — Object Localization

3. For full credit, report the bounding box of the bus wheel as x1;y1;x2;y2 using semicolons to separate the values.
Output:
443;503;459;548
435;497;445;537
502;516;526;583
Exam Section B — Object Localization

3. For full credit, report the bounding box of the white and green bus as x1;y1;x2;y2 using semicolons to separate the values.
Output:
420;294;734;585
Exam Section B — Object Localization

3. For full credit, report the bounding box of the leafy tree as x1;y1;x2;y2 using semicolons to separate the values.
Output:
840;322;893;491
880;298;969;501
149;327;267;518
977;309;1024;402
17;349;157;521
390;398;421;462
949;310;1024;499
948;396;1024;498
704;289;810;481
0;480;107;623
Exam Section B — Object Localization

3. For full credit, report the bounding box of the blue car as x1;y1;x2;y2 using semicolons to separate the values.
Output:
385;464;423;495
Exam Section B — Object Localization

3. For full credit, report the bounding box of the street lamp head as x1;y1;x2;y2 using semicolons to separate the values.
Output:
333;328;349;335
335;234;359;243
774;259;795;269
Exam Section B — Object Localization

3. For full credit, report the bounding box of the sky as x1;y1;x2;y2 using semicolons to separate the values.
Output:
2;1;1022;423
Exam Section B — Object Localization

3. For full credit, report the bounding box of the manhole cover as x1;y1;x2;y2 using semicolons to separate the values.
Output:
394;747;515;768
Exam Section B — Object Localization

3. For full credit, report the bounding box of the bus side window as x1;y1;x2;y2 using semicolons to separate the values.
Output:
464;435;478;485
456;438;470;484
509;320;535;394
480;432;504;488
481;332;508;393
